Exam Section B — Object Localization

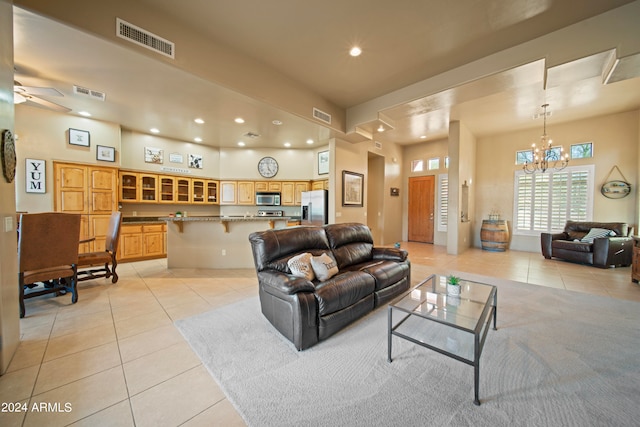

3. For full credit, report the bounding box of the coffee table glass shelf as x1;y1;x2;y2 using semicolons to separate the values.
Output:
387;274;497;405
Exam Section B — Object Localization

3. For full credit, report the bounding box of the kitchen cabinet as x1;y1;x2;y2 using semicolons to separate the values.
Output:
119;171;139;202
237;181;255;205
159;176;176;203
119;223;166;261
191;179;219;204
255;181;282;192
140;174;158;202
220;181;237;204
55;162;118;252
311;180;328;190
281;181;310;206
176;177;191;203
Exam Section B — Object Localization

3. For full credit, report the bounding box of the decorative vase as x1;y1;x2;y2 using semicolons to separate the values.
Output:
447;284;461;296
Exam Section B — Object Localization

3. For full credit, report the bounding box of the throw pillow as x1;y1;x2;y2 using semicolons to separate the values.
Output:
580;228;615;243
311;252;339;282
288;253;315;281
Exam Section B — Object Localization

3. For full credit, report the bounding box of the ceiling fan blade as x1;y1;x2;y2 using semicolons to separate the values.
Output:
15;85;64;97
23;95;71;112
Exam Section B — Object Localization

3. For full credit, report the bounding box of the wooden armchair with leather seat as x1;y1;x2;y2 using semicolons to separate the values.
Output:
77;212;123;283
18;212;81;318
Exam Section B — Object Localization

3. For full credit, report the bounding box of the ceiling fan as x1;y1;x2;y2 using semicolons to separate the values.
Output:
13;80;71;112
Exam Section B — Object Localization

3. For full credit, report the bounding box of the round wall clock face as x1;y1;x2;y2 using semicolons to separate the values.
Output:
258;156;279;178
2;130;16;183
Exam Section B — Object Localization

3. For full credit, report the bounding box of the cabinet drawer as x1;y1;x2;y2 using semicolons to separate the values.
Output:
122;225;143;233
143;224;164;232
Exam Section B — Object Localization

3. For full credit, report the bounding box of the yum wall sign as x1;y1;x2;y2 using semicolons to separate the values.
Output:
25;158;46;193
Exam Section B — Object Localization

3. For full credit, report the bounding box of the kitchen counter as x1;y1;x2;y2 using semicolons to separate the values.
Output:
161;215;290;269
161;215;290;233
122;216;164;225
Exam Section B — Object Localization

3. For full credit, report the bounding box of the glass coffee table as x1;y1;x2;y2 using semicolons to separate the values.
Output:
387;274;497;405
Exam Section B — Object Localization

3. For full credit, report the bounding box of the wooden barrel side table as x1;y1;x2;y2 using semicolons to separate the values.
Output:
480;220;510;252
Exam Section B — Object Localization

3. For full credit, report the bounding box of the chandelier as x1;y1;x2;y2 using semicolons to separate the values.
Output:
523;104;569;174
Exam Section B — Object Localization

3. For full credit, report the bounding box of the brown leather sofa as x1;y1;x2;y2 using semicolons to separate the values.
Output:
541;221;633;268
249;223;410;350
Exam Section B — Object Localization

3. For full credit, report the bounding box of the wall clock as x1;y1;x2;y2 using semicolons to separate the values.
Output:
2;130;16;183
258;156;279;178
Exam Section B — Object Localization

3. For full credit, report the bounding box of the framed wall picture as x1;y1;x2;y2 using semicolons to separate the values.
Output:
25;158;46;193
188;153;203;168
342;170;364;207
145;147;164;164
318;150;329;175
96;145;116;162
68;128;90;147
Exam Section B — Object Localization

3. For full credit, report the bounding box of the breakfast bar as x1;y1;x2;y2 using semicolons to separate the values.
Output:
161;216;290;269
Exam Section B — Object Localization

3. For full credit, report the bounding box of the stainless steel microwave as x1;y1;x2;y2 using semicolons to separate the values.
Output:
255;192;281;206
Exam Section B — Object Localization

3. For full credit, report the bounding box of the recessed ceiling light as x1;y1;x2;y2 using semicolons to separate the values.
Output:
420;135;427;139
349;46;362;57
150;128;160;134
272;120;283;126
283;142;291;148
194;118;205;124
237;141;245;147
194;137;202;142
234;117;245;124
306;139;314;145
78;111;91;117
377;125;385;132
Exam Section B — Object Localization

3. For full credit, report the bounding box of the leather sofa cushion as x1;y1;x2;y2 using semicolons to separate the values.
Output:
324;223;374;269
314;271;375;316
564;221;628;237
249;226;330;272
552;240;593;253
358;260;410;291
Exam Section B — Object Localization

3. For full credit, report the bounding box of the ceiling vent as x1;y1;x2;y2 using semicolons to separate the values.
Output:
313;107;332;124
244;132;261;139
73;85;106;101
116;18;175;59
374;141;383;150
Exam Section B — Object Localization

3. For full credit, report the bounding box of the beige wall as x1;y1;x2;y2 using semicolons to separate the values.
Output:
14;107;121;213
403;138;449;245
475;110;639;252
0;0;20;374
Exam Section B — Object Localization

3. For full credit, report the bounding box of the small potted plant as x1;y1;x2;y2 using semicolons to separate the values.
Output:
446;275;461;296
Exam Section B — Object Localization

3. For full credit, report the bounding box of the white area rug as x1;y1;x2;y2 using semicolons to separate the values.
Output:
175;275;640;426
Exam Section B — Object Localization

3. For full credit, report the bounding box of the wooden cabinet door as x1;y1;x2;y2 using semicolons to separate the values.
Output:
140;174;158;202
119;172;139;202
281;182;295;205
192;179;206;203
206;180;219;204
294;182;310;205
159;176;176;203
176;178;191;203
311;180;324;190
220;181;237;204
119;225;143;260
237;181;255;205
254;181;268;192
89;167;117;214
88;214;111;253
55;162;88;214
143;225;165;256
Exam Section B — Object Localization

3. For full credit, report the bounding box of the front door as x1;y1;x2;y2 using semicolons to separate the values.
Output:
408;176;435;243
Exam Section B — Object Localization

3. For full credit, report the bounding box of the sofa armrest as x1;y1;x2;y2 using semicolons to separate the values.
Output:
593;236;633;267
257;270;315;296
541;232;567;259
372;247;408;262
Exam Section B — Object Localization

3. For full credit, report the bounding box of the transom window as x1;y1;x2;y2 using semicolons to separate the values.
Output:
513;165;594;235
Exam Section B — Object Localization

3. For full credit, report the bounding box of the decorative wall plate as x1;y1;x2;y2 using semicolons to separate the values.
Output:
2;130;16;183
601;180;631;199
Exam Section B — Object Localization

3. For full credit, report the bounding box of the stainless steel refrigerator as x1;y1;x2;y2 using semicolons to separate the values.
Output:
300;190;328;225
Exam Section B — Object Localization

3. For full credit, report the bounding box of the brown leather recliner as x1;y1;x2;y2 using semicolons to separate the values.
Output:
249;223;410;350
541;221;633;268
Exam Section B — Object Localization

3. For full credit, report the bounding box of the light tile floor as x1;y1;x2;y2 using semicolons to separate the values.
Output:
1;243;638;426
